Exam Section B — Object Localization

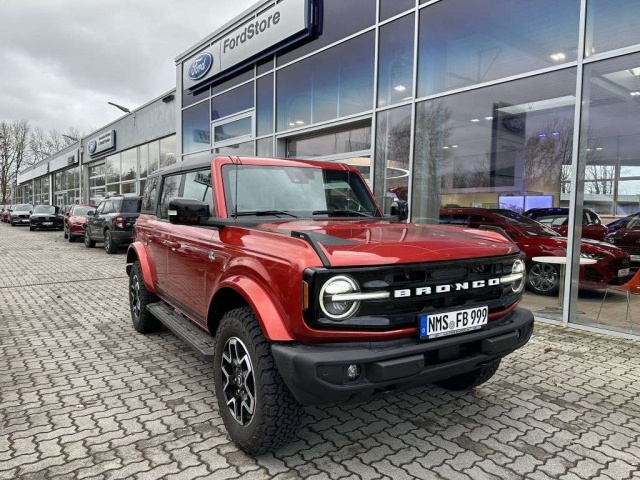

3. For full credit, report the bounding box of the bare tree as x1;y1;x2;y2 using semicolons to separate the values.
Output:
0;120;31;203
28;127;84;165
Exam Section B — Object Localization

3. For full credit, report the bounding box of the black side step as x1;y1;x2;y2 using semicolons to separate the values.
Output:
147;302;215;362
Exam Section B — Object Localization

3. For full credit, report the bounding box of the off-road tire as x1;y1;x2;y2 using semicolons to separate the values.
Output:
84;230;96;248
29;226;34;231
67;231;74;242
63;228;68;239
129;261;160;333
436;359;501;391
104;229;118;254
10;222;15;227
214;307;304;455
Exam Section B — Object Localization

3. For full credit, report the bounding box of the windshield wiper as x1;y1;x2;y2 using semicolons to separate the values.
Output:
233;210;299;218
312;209;373;217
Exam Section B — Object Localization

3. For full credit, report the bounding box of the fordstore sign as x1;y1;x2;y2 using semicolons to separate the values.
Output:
182;0;315;90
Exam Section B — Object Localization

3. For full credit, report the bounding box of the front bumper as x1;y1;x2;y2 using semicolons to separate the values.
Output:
30;220;63;229
68;223;86;235
272;307;534;406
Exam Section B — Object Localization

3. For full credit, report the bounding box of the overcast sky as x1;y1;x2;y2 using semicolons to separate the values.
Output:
0;0;255;134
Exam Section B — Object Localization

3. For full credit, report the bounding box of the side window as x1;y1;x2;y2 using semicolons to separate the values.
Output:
102;201;114;215
159;174;183;220
440;214;469;226
95;202;106;215
182;170;214;215
142;176;160;214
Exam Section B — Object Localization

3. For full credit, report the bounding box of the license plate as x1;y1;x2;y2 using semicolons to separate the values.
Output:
21;219;29;222
419;306;488;340
618;268;630;277
631;255;640;262
43;222;52;226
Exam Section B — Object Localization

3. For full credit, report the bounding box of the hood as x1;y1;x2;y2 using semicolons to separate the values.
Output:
259;219;520;267
529;235;626;257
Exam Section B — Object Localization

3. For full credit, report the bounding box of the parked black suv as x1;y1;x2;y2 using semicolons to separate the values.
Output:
84;196;142;254
29;205;64;231
9;204;34;226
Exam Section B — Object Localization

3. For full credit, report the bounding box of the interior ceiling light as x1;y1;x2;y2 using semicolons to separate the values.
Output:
629;68;640;76
630;91;640;96
550;52;566;62
484;116;494;120
295;120;304;125
394;85;407;92
470;118;480;123
596;147;603;151
443;146;449;149
498;95;575;114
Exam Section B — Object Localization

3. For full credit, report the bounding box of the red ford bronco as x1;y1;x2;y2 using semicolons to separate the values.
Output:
126;155;533;455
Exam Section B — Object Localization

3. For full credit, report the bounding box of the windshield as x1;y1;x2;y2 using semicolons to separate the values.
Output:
492;210;559;237
222;165;379;218
33;205;56;214
73;206;94;216
14;204;33;212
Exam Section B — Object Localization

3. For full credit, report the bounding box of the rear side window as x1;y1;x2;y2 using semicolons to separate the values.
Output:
159;174;183;220
122;198;142;213
142;176;159;214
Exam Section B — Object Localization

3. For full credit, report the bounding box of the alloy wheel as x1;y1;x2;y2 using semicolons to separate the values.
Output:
528;263;558;293
221;337;256;426
130;274;141;320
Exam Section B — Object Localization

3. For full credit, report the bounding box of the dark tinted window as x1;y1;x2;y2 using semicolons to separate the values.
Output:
211;82;253;121
142;176;160;214
122;198;142;214
277;0;376;66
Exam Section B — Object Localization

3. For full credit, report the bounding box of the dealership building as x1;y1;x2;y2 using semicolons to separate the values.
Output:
15;0;640;337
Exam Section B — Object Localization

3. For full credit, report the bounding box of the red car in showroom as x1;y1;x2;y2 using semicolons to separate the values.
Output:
604;213;640;264
63;204;96;242
440;208;630;295
524;207;608;241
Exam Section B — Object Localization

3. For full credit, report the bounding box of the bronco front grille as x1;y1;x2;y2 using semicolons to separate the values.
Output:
304;254;523;331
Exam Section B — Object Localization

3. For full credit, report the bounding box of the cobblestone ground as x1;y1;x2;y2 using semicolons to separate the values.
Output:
1;222;640;480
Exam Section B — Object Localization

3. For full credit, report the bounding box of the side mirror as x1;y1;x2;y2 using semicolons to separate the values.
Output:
86;211;94;217
390;200;408;222
168;198;210;225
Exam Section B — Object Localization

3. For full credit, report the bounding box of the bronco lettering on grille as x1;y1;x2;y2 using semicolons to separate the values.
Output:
394;278;500;298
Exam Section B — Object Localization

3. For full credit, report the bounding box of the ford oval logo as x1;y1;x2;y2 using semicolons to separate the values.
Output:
88;140;97;154
188;52;213;81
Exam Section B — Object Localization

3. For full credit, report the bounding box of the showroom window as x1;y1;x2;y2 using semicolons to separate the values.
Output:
374;105;411;212
377;13;414;108
574;52;640;335
585;0;640;58
277;0;376;66
211;82;253;122
417;0;580;97
256;73;273;137
380;0;414;22
183;101;211;154
277;31;375;131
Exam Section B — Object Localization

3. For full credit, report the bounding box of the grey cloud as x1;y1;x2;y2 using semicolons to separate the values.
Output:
0;0;254;132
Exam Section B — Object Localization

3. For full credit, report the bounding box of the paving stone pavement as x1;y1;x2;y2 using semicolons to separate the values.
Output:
1;222;640;480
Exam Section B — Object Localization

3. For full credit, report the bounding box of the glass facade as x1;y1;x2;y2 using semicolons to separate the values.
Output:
174;0;640;337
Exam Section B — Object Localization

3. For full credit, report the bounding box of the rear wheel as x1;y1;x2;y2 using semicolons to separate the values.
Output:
436;359;501;391
63;228;68;239
104;229;118;254
527;262;560;296
84;230;96;248
213;307;304;455
29;226;34;231
129;261;160;333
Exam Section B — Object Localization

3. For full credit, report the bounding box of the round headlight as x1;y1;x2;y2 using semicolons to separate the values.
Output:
319;275;360;320
511;259;526;293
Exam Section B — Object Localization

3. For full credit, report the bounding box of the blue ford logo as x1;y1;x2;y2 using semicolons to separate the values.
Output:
188;52;213;81
88;140;97;154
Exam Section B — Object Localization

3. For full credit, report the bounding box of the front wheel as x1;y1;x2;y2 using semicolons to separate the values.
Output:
63;228;68;239
214;307;304;455
29;226;34;231
527;262;560;296
129;261;160;333
84;230;96;248
104;229;118;254
436;359;501;391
